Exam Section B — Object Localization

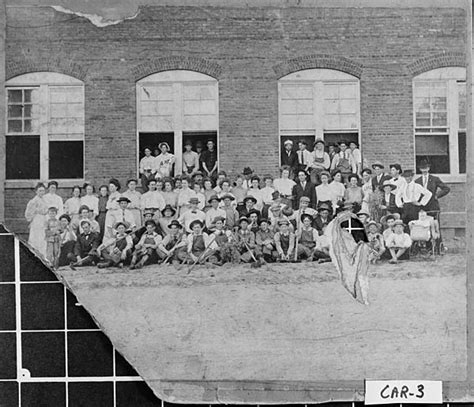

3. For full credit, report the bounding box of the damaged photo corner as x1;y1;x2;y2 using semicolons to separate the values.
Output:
0;0;473;404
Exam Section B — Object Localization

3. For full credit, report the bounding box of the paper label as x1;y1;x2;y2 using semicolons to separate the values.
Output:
365;380;442;405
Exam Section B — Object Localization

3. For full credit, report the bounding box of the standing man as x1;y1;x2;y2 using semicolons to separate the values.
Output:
200;139;218;181
155;142;176;179
139;147;157;191
280;139;298;178
415;160;450;220
371;161;391;192
396;169;432;224
296;140;312;173
292;170;317;209
182;140;200;176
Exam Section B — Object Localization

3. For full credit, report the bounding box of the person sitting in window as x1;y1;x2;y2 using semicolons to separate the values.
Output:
64;185;82;224
344;173;363;213
139;147;157;192
296;140;312;174
182;140;200;176
331;142;356;182
308;139;331;185
280;140;298;179
200;139;218;180
349;141;362;176
155;142;176;179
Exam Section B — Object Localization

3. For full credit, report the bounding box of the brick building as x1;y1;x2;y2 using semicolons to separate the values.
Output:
0;0;469;239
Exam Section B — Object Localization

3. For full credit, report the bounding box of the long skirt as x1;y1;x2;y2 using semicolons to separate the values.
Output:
28;214;47;257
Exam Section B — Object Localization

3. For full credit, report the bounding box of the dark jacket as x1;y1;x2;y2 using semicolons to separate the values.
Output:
371;173;392;192
74;232;100;257
380;192;398;214
414;174;450;212
313;214;332;235
292;181;317;209
281;149;298;172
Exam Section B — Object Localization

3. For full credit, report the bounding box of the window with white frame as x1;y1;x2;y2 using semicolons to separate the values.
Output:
278;69;360;157
136;71;218;176
5;72;85;181
413;67;466;175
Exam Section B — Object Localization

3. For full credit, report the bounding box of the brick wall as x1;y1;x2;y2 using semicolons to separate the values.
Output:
3;5;467;234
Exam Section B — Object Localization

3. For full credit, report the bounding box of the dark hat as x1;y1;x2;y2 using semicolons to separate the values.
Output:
317;203;331;212
47;206;58;212
300;196;310;203
159;142;170;150
380;213;401;224
144;220;156;227
258;218;271;225
372;161;384;169
393;219;405;227
211;216;226;225
342;202;354;211
278;218;290;226
419;160;431;169
189;219;204;229
221;193;235;201
243;167;253;175
247;209;260;218
188;197;200;204
184;139;193;147
59;214;71;222
113;221;129;230
168;219;182;229
402;169;415;177
271;191;280;200
361;168;372;175
192;171;203;177
48;180;59;188
301;213;314;222
313;138;325;146
319;170;331;179
389;163;402;173
250;175;260;182
238;216;249;224
161;204;176;216
196;140;203;147
79;219;91;227
380;180;397;191
117;196;131;204
243;195;257;204
366;220;379;229
207;194;221;204
126;178;138;185
282;207;294;217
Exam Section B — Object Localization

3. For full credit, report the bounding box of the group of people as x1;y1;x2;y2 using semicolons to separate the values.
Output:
24;138;450;269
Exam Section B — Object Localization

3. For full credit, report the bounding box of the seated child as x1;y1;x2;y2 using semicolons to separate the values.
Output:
58;214;77;267
70;219;101;268
234;216;257;263
186;219;218;264
130;220;162;269
296;214;331;262
210;216;236;264
366;220;385;263
255;218;276;262
97;222;134;268
385;219;412;263
274;219;295;262
157;219;188;264
45;206;61;269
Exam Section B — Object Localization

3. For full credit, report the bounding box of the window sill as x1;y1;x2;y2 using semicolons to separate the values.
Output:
4;179;85;189
432;174;466;183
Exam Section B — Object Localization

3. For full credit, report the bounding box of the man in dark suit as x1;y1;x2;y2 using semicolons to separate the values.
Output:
292;170;317;209
415;160;450;216
371;161;391;192
69;219;101;267
281;139;298;178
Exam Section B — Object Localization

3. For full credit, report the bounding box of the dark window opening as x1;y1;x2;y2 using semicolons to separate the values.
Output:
458;132;466;174
415;134;450;174
6;135;40;179
49;141;84;179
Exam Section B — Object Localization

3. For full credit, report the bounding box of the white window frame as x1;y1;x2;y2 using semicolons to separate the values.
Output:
5;72;85;188
413;67;466;183
136;70;219;176
278;69;361;160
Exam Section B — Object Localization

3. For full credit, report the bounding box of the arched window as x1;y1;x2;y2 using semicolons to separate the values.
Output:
5;72;85;180
136;71;218;176
413;67;466;175
278;69;360;161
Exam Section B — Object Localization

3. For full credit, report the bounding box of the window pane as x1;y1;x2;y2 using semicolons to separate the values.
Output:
6;135;40;179
49;141;83;179
24;89;32;103
458;83;466;130
415;134;449;174
24;120;32;133
458;131;466;174
23;104;32;118
8;89;22;103
7;120;22;133
7;105;22;118
432;112;447;127
416;155;449;174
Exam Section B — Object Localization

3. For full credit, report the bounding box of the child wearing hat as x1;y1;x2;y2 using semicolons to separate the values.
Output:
157;205;176;236
186;219;218;264
220;194;239;231
130;220;162;269
155;142;176;179
178;197;206;233
379;180;399;217
366;221;385;263
157;219;188;264
313;203;333;235
44;206;62;268
255;218;276;262
235;216;257;263
385;219;412;263
238;195;262;219
274;218;295;262
210;216;235;264
268;203;293;234
97;222;134;268
371;161;391;192
205;195;227;232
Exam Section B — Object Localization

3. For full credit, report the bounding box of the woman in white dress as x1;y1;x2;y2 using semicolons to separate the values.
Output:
328;170;346;214
122;179;142;228
25;183;49;256
273;166;296;209
43;181;64;217
64;185;82;223
103;178;122;241
80;183;99;219
360;168;373;214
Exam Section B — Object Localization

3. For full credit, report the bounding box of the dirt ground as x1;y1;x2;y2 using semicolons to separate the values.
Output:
57;253;467;397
